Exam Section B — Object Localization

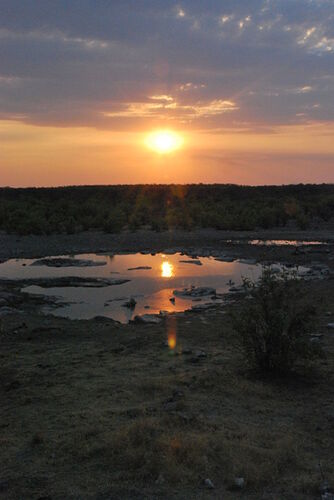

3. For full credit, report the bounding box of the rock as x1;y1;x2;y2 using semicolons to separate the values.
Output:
31;257;106;267
296;267;312;277
6;277;130;288
239;259;256;265
215;256;235;262
93;316;119;324
172;389;184;399
127;266;152;270
162;400;178;412
294;246;306;255
182;348;192;355
327;323;334;329
204;478;215;489
173;286;216;298
169;297;175;304
229;285;244;293
159;310;169;316
0;480;9;493
122;298;136;309
155;474;165;485
163;248;179;255
179;259;202;266
191;303;216;312
0;291;15;301
132;314;162;324
189;350;207;363
0;306;22;317
322;493;334;500
234;477;245;489
194;350;207;358
320;480;331;494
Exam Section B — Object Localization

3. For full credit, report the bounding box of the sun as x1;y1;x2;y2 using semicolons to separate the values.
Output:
145;130;183;154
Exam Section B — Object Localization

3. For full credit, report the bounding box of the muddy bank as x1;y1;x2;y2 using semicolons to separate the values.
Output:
1;228;334;261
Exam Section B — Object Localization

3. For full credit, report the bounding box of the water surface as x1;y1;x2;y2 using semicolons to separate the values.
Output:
0;252;264;322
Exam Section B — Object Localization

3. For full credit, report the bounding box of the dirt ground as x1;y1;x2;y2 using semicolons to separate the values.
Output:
1;231;334;499
1;227;334;261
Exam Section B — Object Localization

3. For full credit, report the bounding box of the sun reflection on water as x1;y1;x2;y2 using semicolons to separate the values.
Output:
161;261;174;278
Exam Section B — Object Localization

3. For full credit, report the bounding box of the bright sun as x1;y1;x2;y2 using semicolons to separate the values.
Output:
145;130;183;154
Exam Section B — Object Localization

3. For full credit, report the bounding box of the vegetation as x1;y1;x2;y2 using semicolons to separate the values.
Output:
233;269;321;375
0;183;334;234
2;274;334;498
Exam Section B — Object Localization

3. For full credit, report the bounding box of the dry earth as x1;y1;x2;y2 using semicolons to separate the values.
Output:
1;231;334;499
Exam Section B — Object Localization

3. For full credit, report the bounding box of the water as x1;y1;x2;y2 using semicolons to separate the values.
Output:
249;239;328;246
226;239;328;246
0;252;264;323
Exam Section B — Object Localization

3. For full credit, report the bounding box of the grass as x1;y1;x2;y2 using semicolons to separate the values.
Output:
1;276;334;498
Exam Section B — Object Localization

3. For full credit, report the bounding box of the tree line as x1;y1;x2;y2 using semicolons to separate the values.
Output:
0;184;333;235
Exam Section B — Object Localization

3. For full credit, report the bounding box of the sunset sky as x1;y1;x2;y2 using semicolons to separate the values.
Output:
1;0;334;186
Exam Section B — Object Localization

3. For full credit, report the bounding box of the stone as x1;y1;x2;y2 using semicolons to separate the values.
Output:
322;494;334;500
215;256;235;262
122;298;136;309
155;474;165;485
191;303;216;312
0;306;22;317
127;266;152;270
234;477;245;489
229;285;244;293
239;258;256;265
132;314;162;324
173;286;216;298
194;350;207;358
8;276;130;288
204;478;215;489
179;259;202;266
31;257;106;267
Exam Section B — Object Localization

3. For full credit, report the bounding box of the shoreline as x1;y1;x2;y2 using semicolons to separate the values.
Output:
1;227;334;261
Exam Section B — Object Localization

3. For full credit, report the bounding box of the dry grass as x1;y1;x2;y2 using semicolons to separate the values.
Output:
1;276;334;498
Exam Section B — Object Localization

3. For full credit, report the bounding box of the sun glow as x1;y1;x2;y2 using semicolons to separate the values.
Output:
146;130;183;154
161;261;174;278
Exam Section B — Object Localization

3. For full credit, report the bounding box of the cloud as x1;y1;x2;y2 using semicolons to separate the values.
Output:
0;0;333;130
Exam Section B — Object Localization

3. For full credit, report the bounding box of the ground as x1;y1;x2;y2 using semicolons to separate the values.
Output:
1;230;334;499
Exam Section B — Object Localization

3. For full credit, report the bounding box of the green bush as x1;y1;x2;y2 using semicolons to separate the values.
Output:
232;269;320;375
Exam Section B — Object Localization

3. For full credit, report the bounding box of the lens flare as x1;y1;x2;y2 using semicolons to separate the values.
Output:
167;316;177;351
168;331;177;349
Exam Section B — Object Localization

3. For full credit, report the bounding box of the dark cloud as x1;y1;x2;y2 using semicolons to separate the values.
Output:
0;0;333;129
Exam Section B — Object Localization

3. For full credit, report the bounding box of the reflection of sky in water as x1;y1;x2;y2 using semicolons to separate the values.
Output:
228;239;327;246
0;253;263;323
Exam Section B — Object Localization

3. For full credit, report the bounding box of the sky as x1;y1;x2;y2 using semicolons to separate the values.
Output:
0;0;334;186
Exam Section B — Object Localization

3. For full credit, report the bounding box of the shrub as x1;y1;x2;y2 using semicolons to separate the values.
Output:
232;269;320;375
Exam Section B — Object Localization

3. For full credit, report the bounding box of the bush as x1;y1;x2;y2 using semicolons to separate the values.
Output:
232;269;320;375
